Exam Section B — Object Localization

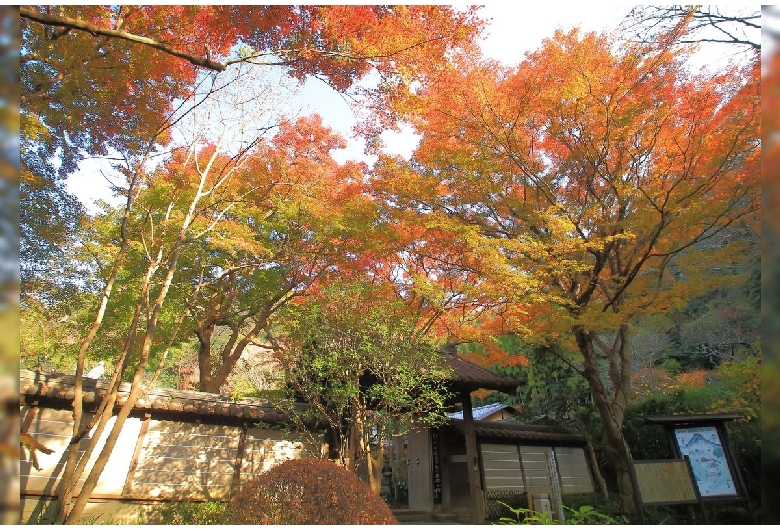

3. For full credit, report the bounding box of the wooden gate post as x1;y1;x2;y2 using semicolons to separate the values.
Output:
461;390;485;523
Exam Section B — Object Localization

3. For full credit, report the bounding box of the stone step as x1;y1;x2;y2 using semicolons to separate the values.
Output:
392;509;469;524
432;512;466;523
392;509;433;522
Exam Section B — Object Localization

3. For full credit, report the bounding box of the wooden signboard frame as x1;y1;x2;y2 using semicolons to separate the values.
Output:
629;457;707;524
642;414;755;523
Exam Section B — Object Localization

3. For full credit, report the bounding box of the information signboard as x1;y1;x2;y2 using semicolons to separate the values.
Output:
632;460;700;505
673;426;737;497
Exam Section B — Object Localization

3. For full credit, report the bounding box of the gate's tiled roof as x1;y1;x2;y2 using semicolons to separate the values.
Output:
20;353;524;419
440;353;524;394
447;420;585;444
19;368;291;422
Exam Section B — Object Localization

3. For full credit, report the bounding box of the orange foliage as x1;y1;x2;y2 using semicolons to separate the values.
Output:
676;370;709;388
22;5;483;175
632;367;710;398
370;27;759;391
170;116;378;392
461;342;528;368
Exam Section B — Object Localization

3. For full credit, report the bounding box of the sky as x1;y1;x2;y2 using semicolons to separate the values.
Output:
297;4;634;164
64;4;758;211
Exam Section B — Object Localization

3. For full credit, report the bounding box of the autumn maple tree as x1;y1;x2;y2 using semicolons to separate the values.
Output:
20;4;482;175
20;4;483;302
46;66;279;524
19;1;764;523
187;114;376;393
20;5;486;524
372;28;759;513
47;65;394;522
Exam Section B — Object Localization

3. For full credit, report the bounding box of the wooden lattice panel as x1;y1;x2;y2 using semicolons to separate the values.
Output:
554;446;594;495
484;488;526;521
518;446;553;494
480;443;524;491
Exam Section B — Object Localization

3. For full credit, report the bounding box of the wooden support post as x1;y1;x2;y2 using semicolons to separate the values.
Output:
440;432;451;512
626;459;648;525
461;390;485;523
683;455;709;525
717;423;755;523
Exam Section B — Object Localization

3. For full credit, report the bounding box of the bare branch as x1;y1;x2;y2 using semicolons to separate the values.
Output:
21;6;451;80
20;6;226;71
624;5;760;51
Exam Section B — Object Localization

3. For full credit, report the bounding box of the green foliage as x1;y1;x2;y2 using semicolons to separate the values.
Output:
140;501;227;525
522;344;590;421
710;354;761;419
494;503;557;525
658;242;760;372
620;395;679;461
660;357;682;375
278;279;453;462
564;504;629;525
19;290;110;374
144;340;198;390
469;336;590;422
494;502;627;525
20;161;86;304
222;457;398;524
28;506;129;525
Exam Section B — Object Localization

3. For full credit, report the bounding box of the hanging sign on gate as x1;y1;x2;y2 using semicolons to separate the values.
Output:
431;429;442;504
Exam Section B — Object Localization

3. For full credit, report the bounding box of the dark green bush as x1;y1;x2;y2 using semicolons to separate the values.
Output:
140;500;227;525
223;457;398;524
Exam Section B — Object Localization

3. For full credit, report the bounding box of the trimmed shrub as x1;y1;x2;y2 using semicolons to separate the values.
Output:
223;457;398;524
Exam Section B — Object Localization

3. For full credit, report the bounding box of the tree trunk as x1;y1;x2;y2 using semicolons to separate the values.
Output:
195;322;216;392
64;191;193;523
347;403;360;473
599;414;637;515
575;325;638;516
196;296;288;394
367;435;384;494
205;314;269;393
53;172;140;524
585;436;610;501
53;75;264;523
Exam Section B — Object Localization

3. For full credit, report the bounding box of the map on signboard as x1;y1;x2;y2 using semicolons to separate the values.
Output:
674;426;737;497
